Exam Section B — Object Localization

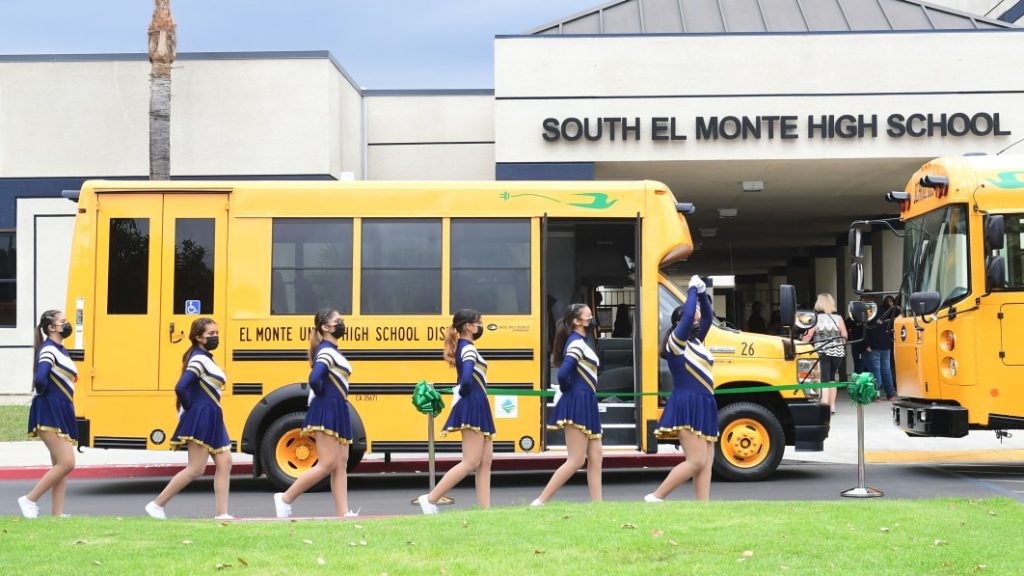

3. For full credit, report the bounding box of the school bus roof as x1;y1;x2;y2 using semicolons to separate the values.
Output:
79;179;681;219
900;154;1024;220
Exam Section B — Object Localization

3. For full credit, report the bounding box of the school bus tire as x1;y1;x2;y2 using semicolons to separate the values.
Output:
713;402;785;482
259;410;366;492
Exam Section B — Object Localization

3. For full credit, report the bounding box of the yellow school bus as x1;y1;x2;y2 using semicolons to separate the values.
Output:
63;179;827;488
850;154;1024;437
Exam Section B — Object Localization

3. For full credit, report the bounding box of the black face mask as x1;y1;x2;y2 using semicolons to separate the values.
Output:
689;322;702;341
330;320;346;339
472;325;484;340
204;336;220;351
59;323;73;339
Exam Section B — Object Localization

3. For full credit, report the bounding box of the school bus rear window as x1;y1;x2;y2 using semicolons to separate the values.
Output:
271;219;353;315
107;218;150;315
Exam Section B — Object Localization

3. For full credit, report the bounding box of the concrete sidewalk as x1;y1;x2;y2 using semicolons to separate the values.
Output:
2;391;1023;480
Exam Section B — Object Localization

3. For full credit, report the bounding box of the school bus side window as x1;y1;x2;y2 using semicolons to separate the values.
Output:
271;219;353;315
361;219;441;315
997;215;1024;289
173;219;215;314
107;218;150;314
451;219;530;314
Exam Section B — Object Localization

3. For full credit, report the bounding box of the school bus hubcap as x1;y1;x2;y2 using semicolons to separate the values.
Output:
276;429;317;478
721;418;768;468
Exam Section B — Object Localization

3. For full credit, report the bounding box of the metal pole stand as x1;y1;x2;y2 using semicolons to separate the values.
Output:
427;413;436;491
841;402;883;498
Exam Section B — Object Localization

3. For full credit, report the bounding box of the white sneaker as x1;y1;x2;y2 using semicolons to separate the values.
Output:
417;494;439;515
17;496;39;519
529;498;545;507
343;509;360;518
643;493;664;503
273;493;292;518
214;513;235;520
145;501;167;520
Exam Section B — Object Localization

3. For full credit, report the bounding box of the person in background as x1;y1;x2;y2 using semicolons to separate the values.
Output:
883;295;899;393
846;311;867;376
867;297;897;401
767;309;783;336
612;303;632;338
18;310;78;519
746;301;767;334
532;303;603;506
274;309;356;518
417;308;494;514
802;293;848;415
146;317;233;520
645;275;717;502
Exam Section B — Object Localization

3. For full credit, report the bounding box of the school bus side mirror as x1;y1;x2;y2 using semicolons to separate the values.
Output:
908;291;941;316
779;284;797;326
851;261;865;294
848;227;864;259
847;300;876;324
985;215;1004;252
987;255;1007;290
61;189;80;202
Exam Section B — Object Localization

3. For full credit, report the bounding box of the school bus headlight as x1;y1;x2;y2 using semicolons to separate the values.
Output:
150;429;166;445
798;358;821;385
519;436;535;451
941;357;957;378
940;330;956;352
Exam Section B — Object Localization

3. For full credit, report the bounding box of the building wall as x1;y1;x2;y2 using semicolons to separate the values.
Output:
494;31;1024;163
366;93;495;180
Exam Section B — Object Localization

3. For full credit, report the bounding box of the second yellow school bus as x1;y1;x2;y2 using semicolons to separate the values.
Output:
63;179;828;488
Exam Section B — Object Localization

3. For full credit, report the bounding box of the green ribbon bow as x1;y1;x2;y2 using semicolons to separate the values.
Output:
847;372;879;405
412;380;445;417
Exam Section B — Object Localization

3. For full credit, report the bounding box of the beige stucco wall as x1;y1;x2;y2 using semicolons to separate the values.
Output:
366;94;495;180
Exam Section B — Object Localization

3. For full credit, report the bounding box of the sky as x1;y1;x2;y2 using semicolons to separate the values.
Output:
0;0;603;89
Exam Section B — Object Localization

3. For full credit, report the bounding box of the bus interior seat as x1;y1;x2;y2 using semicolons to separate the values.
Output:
271;270;289;314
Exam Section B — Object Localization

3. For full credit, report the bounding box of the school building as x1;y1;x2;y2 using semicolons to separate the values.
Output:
1;0;1023;397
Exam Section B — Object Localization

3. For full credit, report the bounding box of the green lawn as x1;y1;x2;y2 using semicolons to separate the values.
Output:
1;498;1020;575
0;405;32;442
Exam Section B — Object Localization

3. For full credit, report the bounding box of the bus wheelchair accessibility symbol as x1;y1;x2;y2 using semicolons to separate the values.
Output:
185;300;202;315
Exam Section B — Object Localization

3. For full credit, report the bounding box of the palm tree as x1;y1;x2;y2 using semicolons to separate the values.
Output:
148;0;176;180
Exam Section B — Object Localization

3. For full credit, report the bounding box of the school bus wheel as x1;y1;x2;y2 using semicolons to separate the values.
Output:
260;412;327;492
713;401;785;482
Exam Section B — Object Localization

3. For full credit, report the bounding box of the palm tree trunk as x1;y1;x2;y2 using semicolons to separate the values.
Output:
148;0;176;180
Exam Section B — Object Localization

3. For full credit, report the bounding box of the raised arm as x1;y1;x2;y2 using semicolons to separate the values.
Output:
673;286;699;342
698;291;714;341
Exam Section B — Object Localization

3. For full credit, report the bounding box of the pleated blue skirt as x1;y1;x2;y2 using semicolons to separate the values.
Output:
171;403;231;453
303;396;353;444
442;394;496;438
654;389;719;441
28;394;78;445
547;389;602;439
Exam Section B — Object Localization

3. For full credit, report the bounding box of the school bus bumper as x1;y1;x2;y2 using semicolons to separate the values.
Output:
788;401;830;451
892;400;969;438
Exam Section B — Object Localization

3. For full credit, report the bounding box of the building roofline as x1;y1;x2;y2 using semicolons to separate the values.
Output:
0;49;364;92
363;89;494;97
500;26;1024;40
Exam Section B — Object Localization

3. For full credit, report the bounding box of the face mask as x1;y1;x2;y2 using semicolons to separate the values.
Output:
472;325;484;340
330;320;346;339
59;323;73;339
204;335;220;351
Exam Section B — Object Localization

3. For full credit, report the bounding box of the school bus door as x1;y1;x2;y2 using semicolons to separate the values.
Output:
157;195;228;391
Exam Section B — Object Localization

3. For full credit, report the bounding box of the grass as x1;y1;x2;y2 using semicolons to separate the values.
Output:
1;498;1021;575
0;405;33;442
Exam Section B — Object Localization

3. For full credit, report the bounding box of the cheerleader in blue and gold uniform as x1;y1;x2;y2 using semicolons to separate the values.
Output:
532;303;604;506
18;310;78;519
645;275;718;502
417;309;494;514
146;317;233;519
274;308;356;518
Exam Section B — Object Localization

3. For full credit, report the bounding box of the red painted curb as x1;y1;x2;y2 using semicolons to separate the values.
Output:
0;453;684;481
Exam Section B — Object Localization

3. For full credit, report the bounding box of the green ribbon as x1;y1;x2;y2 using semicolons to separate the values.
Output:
411;380;445;417
846;372;879;405
425;381;850;399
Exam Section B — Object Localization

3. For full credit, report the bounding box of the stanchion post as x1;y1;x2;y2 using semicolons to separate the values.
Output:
841;400;883;498
427;413;436;491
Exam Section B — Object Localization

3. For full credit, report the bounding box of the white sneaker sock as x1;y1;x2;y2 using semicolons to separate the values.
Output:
145;501;167;520
417;494;439;515
17;496;39;519
530;498;545;507
214;513;235;520
273;493;292;518
643;493;664;503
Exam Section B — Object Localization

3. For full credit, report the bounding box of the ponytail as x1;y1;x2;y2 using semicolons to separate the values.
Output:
33;309;60;388
445;309;481;369
551;303;585;367
308;308;336;367
659;305;685;359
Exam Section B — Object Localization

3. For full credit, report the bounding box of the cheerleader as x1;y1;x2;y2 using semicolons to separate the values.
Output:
18;310;78;519
532;303;603;506
274;309;355;518
146;317;233;519
645;275;718;502
417;309;495;514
